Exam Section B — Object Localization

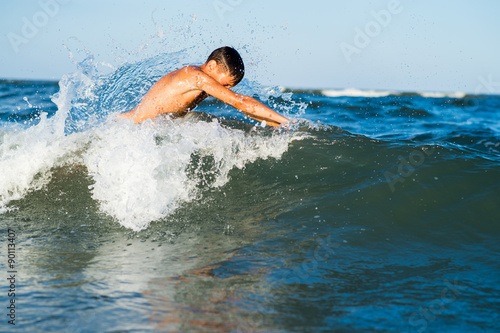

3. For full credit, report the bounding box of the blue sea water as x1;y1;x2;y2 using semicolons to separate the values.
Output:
1;52;499;332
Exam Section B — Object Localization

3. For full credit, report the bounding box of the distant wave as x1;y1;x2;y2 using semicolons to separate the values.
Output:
280;87;490;99
418;91;466;98
322;88;393;98
321;88;468;98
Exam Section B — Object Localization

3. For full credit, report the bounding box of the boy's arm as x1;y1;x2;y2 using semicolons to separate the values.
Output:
197;74;289;127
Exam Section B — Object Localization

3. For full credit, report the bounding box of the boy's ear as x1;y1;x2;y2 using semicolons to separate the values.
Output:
207;60;218;72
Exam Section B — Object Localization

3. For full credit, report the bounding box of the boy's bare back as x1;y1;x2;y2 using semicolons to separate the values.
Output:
120;47;289;127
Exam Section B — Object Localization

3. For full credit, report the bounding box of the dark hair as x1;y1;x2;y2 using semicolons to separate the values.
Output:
207;46;245;85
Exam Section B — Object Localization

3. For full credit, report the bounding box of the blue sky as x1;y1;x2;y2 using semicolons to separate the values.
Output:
1;0;499;93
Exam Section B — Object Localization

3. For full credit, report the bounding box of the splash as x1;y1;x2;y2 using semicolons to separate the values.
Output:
84;116;299;231
0;69;84;213
1;50;306;230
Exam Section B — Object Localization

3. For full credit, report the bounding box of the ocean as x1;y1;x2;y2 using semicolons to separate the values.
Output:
1;52;499;332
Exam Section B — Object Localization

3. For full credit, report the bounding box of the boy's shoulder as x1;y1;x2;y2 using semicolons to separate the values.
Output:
158;65;201;87
179;65;201;74
171;65;216;87
169;65;205;82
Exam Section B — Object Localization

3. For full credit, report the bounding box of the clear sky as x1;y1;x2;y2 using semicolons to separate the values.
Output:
1;0;499;93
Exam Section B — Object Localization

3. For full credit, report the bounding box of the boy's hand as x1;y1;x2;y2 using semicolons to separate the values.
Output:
259;119;295;129
276;119;296;129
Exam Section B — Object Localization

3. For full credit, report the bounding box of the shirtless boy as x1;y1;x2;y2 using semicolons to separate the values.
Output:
120;46;289;127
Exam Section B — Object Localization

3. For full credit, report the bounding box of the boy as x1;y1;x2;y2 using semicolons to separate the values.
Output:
119;46;289;127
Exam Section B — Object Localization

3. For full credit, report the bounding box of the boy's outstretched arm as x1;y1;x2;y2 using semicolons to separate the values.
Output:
198;74;289;127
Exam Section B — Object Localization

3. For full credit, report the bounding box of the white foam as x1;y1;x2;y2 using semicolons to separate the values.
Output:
322;88;393;98
83;116;301;231
0;72;85;213
1;108;302;230
321;88;467;99
419;91;466;98
0;124;84;213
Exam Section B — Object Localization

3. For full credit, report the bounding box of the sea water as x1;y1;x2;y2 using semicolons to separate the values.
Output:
1;51;499;332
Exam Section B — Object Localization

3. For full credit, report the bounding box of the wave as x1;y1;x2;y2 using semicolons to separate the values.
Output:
0;106;306;232
2;51;500;233
322;88;394;98
281;87;492;99
85;116;305;231
4;114;499;235
0;51;308;231
419;91;466;98
322;88;468;98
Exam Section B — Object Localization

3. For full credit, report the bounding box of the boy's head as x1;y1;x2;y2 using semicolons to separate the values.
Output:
206;46;245;86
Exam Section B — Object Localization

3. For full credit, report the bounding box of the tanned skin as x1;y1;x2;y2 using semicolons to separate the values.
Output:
119;60;289;127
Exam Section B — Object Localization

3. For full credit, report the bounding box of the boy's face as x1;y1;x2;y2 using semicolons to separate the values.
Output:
213;70;236;89
209;62;236;88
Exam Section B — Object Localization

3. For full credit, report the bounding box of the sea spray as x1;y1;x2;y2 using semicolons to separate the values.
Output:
84;116;304;231
0;73;84;212
1;49;306;226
